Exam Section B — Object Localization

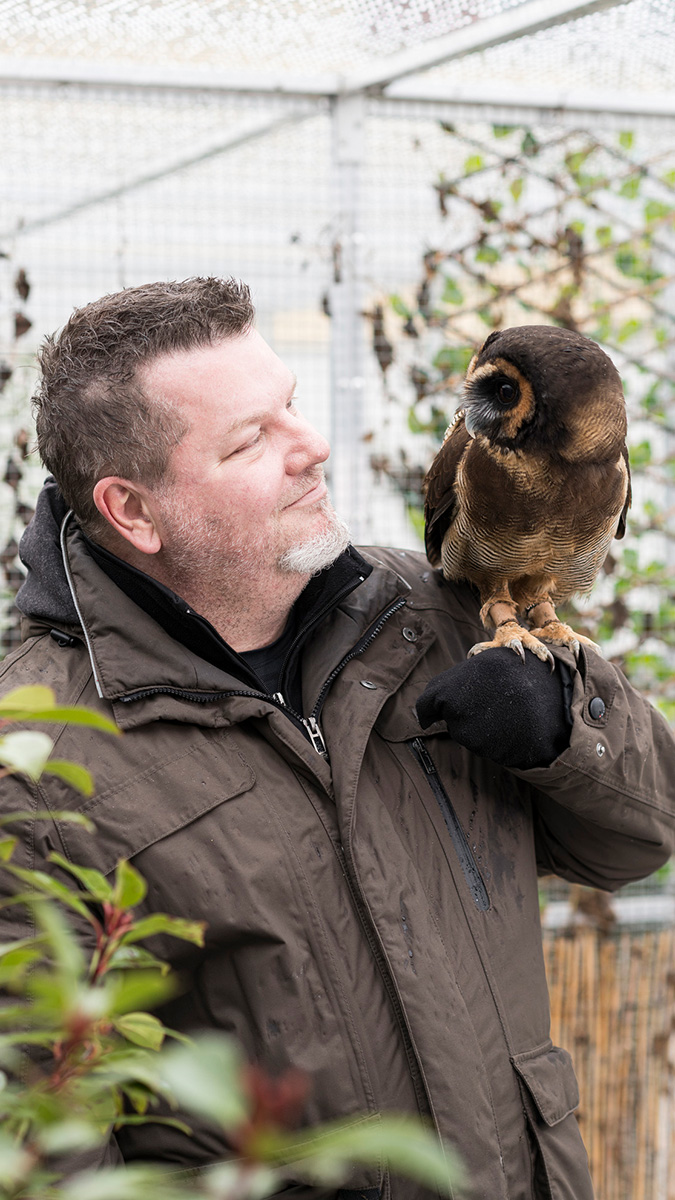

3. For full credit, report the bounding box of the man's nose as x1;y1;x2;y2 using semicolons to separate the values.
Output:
286;416;330;475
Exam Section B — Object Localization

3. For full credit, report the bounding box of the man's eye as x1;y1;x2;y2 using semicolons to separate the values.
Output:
232;431;262;454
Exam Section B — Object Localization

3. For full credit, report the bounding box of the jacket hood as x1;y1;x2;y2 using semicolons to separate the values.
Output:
17;477;78;626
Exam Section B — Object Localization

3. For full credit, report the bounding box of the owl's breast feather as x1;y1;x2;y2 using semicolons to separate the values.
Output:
441;441;627;594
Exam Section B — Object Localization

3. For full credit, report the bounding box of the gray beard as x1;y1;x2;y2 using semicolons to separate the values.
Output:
277;507;351;575
156;494;351;590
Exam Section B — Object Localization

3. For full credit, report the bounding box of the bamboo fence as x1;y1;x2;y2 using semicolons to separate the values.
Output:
543;927;675;1200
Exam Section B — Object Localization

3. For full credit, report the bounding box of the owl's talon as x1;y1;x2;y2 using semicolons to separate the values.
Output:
506;638;526;663
530;621;602;659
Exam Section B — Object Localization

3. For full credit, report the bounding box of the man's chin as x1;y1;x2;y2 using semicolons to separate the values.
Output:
277;507;351;576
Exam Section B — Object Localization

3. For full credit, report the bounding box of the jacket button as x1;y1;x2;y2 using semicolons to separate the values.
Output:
596;742;606;757
589;696;606;719
360;680;377;689
402;627;417;642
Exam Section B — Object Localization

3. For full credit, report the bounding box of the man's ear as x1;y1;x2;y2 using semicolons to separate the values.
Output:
92;478;162;555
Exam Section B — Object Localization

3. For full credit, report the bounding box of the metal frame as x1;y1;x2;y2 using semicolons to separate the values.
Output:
0;0;639;103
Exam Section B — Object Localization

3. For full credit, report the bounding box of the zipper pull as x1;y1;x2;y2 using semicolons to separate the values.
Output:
273;692;286;706
411;736;435;774
304;716;329;759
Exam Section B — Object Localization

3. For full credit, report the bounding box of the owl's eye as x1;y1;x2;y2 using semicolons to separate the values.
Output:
496;380;518;405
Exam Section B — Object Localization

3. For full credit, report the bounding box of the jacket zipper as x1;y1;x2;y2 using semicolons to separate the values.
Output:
410;737;490;912
310;595;407;723
118;595;408;759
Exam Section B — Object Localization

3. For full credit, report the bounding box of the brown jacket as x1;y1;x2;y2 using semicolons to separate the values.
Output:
2;515;675;1200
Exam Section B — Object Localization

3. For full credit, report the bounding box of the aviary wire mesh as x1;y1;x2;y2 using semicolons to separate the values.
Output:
1;5;675;1194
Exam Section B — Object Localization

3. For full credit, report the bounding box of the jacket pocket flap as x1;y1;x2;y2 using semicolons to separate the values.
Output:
57;741;256;876
511;1043;580;1127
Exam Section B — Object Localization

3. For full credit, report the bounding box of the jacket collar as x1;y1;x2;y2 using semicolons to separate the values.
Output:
57;514;409;725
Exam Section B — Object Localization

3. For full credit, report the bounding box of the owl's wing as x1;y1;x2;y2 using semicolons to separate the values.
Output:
423;415;472;567
615;444;632;540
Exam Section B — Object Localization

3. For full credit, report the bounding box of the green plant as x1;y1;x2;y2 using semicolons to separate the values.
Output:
0;686;463;1199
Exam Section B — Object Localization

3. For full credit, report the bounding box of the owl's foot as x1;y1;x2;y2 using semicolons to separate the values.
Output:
468;619;555;669
529;619;601;661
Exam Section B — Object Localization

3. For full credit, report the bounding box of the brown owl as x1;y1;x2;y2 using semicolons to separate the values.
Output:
424;325;631;664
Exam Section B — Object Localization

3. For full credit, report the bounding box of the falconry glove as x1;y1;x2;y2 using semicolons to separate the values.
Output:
416;648;574;769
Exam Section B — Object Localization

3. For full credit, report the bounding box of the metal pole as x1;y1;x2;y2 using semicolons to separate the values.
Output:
328;91;370;544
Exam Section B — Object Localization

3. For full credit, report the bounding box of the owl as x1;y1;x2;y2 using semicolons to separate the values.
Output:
423;325;631;664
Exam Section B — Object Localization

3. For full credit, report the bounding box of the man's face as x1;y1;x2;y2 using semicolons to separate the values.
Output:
140;331;345;581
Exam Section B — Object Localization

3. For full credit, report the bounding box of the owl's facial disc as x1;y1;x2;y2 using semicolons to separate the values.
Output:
463;358;535;445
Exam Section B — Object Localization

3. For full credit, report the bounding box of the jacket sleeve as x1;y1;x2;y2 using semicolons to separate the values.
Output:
511;647;675;890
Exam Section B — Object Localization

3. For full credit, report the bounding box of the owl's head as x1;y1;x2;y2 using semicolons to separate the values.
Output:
461;325;626;460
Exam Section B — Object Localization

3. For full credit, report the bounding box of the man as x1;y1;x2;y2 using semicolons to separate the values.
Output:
1;277;674;1200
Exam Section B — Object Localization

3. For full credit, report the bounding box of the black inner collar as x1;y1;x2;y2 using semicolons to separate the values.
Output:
84;535;372;709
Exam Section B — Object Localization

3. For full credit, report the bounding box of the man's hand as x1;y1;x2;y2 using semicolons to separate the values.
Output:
415;647;574;769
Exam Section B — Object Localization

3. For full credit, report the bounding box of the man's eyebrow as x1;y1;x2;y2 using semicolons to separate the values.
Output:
223;375;298;438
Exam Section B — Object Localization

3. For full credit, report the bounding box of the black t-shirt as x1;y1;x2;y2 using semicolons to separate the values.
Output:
240;611;301;711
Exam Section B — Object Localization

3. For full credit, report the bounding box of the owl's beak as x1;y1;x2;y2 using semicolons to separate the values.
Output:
464;408;478;439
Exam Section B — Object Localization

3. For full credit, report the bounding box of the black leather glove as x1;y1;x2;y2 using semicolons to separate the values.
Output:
416;647;574;769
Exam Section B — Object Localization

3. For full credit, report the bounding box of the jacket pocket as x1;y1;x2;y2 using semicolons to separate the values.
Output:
57;740;256;876
512;1042;593;1200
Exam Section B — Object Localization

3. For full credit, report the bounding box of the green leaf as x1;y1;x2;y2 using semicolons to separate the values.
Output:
48;852;113;902
159;1035;248;1128
123;1081;151;1114
0;730;53;779
113;861;147;910
441;276;463;306
509;177;523;202
619;175;641;199
42;760;94;796
0;944;44;978
629;440;652;468
0;809;95;832
595;225;612;248
390;293;411;318
565;148;593;176
618;130;634;150
613;246;662;283
112;1115;192;1134
0;687;119;734
63;1164;194;1200
0;685;55;713
37;1120;104;1156
6;866;95;921
268;1115;463;1195
34;896;86;976
644;199;674;224
113;1012;166;1051
492;124;516;138
520;131;539;157
108;944;169;973
475;244;499;264
463;154;483;175
107;970;177;1015
433;346;472;376
662;169;675;188
617;318;643;343
120;913;206;947
0;934;45;960
0;838;16;862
